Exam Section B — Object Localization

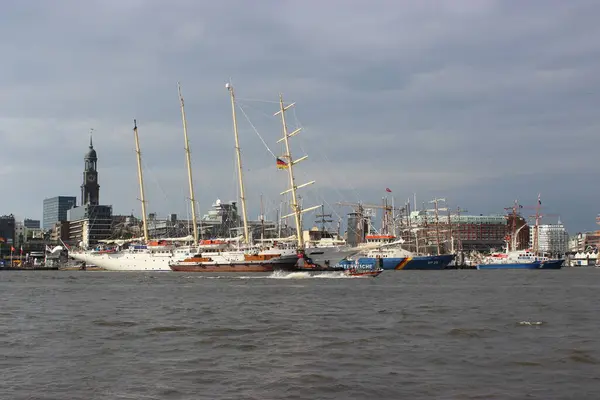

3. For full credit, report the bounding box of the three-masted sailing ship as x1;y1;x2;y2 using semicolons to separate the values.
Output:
168;85;300;272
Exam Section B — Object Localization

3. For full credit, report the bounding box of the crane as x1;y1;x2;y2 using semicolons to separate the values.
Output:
504;197;555;253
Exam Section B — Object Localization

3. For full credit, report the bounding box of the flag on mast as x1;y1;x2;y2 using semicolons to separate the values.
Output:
276;158;288;169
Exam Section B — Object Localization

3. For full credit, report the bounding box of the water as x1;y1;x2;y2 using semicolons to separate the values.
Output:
0;269;598;399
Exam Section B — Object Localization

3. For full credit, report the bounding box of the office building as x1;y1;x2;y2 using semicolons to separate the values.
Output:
43;196;76;230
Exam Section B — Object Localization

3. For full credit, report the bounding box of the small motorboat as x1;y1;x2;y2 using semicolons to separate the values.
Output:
345;267;383;278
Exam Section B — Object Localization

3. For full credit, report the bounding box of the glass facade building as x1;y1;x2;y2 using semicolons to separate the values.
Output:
43;196;77;230
0;214;16;245
24;219;41;229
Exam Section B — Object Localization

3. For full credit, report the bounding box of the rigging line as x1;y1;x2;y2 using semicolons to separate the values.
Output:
236;97;280;104
238;101;278;122
290;108;362;204
237;103;277;158
292;174;345;224
139;157;168;203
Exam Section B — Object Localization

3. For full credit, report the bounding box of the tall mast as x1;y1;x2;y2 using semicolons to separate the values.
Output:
226;83;250;244
428;197;447;255
275;93;319;249
447;208;454;254
533;193;541;256
316;204;332;232
178;83;199;243
260;194;265;241
133;119;149;242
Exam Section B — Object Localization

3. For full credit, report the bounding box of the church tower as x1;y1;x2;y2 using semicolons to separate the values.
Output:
81;133;100;205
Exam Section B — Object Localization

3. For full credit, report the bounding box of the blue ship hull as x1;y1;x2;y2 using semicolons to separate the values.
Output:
476;261;541;270
349;254;455;270
540;259;564;269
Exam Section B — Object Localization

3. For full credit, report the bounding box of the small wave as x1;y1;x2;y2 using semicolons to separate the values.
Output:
511;360;543;367
92;320;138;328
569;349;598;364
448;327;497;338
268;271;312;279
517;321;544;326
147;326;189;333
313;272;353;279
268;271;356;279
184;275;223;279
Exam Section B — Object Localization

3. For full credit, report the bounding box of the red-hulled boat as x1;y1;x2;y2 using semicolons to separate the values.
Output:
169;252;299;272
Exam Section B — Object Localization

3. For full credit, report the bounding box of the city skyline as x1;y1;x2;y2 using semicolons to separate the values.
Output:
1;1;599;232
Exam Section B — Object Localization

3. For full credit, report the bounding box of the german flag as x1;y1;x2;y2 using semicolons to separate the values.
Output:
276;157;288;169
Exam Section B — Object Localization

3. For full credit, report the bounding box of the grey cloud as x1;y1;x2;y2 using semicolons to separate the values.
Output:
1;0;599;232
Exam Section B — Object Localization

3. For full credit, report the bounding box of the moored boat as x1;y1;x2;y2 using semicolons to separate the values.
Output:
169;252;299;272
476;261;542;270
346;235;455;270
539;259;565;269
476;250;563;270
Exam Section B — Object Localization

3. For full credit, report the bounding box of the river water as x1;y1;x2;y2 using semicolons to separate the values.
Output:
0;269;598;399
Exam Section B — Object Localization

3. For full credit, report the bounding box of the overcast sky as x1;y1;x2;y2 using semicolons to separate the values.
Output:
1;0;599;233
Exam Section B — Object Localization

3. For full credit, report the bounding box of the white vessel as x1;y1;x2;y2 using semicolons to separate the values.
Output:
71;240;195;271
71;84;200;271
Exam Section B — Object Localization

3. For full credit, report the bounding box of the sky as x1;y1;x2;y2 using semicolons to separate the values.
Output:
1;0;599;233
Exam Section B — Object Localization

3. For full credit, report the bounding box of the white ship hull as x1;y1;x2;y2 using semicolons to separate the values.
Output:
305;246;361;266
70;248;195;271
69;245;296;271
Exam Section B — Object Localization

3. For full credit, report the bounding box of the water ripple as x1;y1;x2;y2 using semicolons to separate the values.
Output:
0;269;598;399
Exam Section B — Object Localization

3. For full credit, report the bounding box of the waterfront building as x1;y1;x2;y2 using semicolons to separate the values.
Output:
568;231;600;252
0;214;16;247
531;224;569;256
43;196;77;230
50;221;71;243
15;219;44;247
408;211;508;253
67;134;113;247
24;219;40;229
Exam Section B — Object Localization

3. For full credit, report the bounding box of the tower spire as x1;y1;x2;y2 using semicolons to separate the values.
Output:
89;128;94;148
